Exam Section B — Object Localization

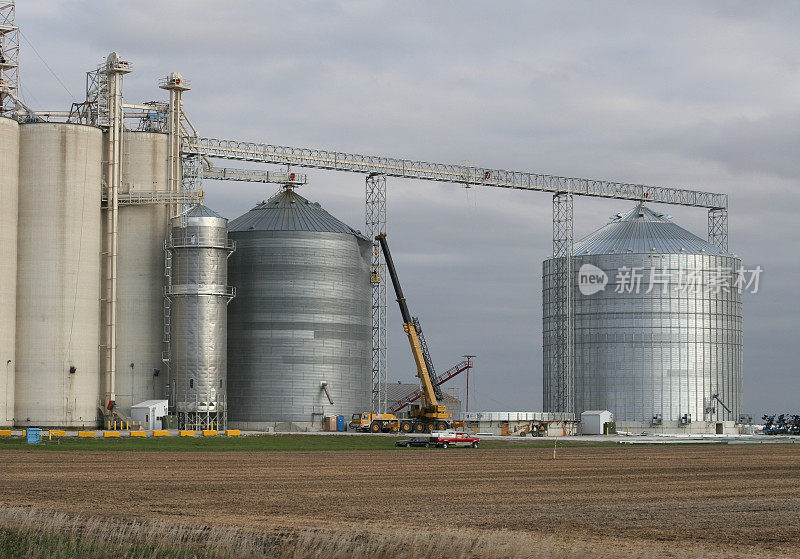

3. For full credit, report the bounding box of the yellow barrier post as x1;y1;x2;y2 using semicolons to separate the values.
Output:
103;431;120;438
50;430;66;437
130;430;147;438
0;429;12;437
202;430;217;437
153;430;169;437
225;429;241;437
78;431;95;438
179;430;195;437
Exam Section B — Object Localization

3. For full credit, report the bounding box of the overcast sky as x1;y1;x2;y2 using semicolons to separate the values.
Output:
16;1;799;416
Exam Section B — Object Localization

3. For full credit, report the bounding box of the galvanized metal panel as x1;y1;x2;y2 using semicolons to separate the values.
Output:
111;131;169;415
15;122;103;427
544;205;742;423
227;190;371;424
168;208;231;417
0;118;18;426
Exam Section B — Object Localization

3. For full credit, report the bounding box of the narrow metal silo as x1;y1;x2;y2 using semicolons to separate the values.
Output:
166;204;234;429
15;122;103;427
0;117;19;426
543;205;742;432
110;130;169;415
227;188;372;430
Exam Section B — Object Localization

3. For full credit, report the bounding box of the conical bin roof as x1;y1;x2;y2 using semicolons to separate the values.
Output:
229;189;364;236
573;204;731;256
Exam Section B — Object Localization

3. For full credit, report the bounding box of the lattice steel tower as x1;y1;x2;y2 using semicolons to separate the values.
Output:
366;174;387;413
0;2;19;117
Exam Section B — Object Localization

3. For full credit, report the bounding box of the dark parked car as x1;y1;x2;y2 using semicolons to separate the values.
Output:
395;436;431;448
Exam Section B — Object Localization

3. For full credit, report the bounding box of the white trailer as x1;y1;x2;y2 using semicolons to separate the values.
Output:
580;410;614;435
130;400;169;430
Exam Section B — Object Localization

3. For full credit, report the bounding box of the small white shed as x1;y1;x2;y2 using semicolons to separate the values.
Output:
580;410;614;435
130;400;169;430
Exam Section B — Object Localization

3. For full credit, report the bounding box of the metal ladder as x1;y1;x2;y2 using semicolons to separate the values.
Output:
162;244;172;361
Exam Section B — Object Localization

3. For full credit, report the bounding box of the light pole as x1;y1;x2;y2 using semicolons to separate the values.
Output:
462;355;475;413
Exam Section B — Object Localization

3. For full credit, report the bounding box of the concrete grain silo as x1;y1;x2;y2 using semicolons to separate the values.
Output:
166;204;234;429
15;122;103;427
111;130;169;415
227;188;371;430
0;117;19;426
543;204;742;433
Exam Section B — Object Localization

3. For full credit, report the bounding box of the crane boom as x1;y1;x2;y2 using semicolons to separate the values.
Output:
376;233;450;422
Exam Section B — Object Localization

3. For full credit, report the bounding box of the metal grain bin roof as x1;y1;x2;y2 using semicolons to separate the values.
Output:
573;204;730;256
178;203;225;219
228;189;364;236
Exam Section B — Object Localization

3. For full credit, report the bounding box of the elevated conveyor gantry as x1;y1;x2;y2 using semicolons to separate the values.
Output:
182;135;729;415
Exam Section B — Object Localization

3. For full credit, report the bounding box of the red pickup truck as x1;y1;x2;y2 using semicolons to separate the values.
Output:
429;431;479;448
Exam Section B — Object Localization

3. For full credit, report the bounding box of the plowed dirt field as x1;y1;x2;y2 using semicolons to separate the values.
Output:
2;444;798;557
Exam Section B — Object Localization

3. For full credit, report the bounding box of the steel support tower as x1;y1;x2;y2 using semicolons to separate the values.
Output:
708;208;728;252
366;174;388;413
0;2;19;118
550;192;574;414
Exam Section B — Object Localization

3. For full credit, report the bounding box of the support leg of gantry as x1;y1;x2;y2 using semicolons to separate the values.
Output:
551;192;574;415
182;153;202;208
708;208;728;253
366;174;387;414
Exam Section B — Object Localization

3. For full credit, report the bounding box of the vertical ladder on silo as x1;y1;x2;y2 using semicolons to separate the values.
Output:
162;244;172;361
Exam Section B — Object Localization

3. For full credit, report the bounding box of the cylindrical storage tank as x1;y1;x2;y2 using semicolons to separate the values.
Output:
0;117;19;426
110;131;169;415
167;204;233;429
543;205;742;431
227;188;372;430
15;123;103;427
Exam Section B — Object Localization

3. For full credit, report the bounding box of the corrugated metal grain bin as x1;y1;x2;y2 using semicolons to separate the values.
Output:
167;204;234;430
544;205;742;425
227;189;371;428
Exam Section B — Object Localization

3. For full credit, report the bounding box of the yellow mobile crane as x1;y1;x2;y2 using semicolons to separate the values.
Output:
350;233;452;434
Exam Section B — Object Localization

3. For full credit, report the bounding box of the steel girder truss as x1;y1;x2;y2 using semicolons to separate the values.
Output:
366;174;387;414
551;193;574;414
0;2;19;118
84;66;108;127
202;166;308;185
102;190;201;206
183;137;728;209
